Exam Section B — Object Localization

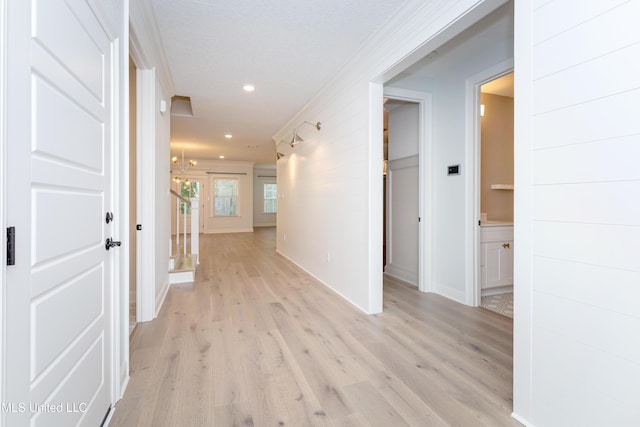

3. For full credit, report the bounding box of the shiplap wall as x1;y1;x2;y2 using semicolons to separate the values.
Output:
514;0;640;425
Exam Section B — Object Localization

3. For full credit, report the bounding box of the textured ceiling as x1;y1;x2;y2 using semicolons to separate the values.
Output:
150;0;407;165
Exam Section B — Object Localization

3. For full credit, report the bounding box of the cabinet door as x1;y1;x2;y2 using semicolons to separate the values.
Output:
503;241;514;285
481;241;513;289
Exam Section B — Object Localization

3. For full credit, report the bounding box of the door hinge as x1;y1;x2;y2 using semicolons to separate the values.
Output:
7;226;15;266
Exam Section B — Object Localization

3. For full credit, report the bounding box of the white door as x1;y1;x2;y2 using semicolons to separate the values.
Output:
4;0;115;425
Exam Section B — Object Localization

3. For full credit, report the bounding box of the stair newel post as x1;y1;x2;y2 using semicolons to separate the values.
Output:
191;198;199;264
183;199;187;255
175;193;180;252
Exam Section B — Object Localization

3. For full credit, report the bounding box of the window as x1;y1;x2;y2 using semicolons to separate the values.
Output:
178;181;200;214
263;183;277;213
212;178;239;216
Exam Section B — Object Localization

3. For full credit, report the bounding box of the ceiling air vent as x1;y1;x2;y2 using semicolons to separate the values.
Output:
171;95;193;117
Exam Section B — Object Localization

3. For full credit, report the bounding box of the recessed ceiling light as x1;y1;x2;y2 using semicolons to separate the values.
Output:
242;84;255;92
219;155;225;159
224;134;232;139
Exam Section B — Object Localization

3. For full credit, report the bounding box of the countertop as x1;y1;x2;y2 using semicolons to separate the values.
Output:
481;220;513;227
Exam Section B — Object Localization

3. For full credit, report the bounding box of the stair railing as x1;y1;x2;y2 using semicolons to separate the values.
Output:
170;189;199;263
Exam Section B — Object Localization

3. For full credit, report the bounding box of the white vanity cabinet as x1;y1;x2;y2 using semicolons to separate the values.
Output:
480;224;513;290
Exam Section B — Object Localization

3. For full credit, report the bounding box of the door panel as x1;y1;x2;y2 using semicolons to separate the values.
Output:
32;265;103;379
31;191;102;263
34;0;104;99
32;76;103;171
5;0;114;425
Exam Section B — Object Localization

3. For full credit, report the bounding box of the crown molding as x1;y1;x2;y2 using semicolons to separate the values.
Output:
129;0;175;96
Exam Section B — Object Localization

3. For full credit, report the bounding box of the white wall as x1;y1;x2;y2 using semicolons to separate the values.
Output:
254;166;277;227
273;0;511;313
387;103;419;160
513;1;640;425
154;81;171;308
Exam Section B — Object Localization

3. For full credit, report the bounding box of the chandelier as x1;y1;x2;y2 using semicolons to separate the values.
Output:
171;148;196;183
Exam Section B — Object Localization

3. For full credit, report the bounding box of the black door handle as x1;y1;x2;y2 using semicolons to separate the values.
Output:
105;238;122;251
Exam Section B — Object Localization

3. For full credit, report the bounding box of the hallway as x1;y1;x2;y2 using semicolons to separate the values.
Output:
110;228;518;426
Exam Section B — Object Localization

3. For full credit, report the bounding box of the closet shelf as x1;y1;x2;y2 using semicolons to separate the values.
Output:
491;184;514;190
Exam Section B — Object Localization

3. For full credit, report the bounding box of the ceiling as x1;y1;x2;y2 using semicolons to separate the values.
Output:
482;72;514;98
385;2;513;91
149;0;407;165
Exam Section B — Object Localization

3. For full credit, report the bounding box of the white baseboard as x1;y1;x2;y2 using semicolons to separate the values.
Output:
512;412;536;427
275;249;371;315
169;270;195;284
155;280;170;318
481;284;513;297
433;281;466;304
384;264;418;286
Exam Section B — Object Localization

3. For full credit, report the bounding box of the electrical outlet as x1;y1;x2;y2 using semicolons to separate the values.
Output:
326;252;331;263
283;233;286;241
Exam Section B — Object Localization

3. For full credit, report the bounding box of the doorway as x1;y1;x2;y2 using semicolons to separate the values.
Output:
477;71;514;316
382;88;432;294
383;99;420;287
378;2;514;307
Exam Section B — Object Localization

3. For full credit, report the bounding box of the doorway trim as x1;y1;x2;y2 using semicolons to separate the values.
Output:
0;0;7;417
129;33;156;323
382;88;432;293
464;58;514;306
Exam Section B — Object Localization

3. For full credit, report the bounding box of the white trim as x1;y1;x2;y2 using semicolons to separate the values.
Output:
134;66;156;322
155;280;170;317
116;0;131;404
204;228;254;234
367;82;384;314
512;412;537;427
276;250;371;315
110;34;123;408
0;0;6;420
383;87;432;294
512;0;534;420
384;265;418;286
129;0;174;96
464;58;513;307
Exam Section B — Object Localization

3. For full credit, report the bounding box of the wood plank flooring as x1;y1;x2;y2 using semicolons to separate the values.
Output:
110;227;520;427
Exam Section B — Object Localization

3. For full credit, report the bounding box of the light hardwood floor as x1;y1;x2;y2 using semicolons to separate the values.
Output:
110;227;520;427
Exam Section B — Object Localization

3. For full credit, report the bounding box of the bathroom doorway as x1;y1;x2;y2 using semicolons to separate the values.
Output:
476;71;514;316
